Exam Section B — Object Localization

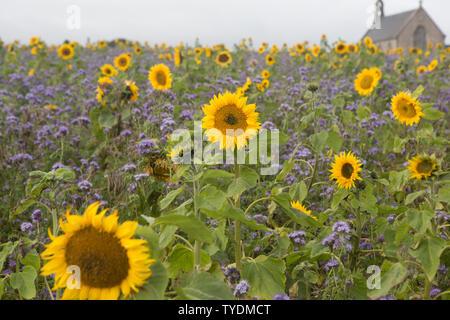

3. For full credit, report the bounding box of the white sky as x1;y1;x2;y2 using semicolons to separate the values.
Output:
0;0;448;46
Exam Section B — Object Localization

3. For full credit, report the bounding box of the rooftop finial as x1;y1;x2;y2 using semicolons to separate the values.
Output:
419;0;423;8
376;0;384;18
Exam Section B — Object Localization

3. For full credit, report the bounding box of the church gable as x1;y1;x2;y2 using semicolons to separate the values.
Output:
397;7;446;50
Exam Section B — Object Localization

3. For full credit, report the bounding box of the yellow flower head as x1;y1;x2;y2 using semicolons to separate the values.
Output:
348;44;358;53
148;64;173;90
335;42;347;54
369;67;382;80
329;151;362;190
416;65;427;76
265;54;275;65
390;91;424;126
40;202;155;300
100;64;118;77
58;44;74;60
30;36;40;46
201;91;261;150
407;155;437;180
427;59;438;71
290;201;317;220
354;68;379;96
261;70;270;79
123;80;139;102
216;51;232;67
114;53;131;71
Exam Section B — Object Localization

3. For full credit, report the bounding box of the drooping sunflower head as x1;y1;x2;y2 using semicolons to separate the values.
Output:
201;91;261;150
329;151;363;190
215;51;232;67
335;42;347;54
114;53;131;71
148;63;173;90
174;47;183;66
100;64;118;77
40;202;155;300
58;44;74;60
407;155;437;180
122;80;139;102
290;201;317;221
354;68;378;96
390;91;424;126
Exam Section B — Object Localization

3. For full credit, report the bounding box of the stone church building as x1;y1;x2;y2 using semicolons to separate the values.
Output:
362;0;446;51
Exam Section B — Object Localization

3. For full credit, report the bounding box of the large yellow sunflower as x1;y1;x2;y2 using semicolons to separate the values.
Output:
201;91;261;150
311;45;321;57
390;91;424;126
265;54;275;65
290;201;317;221
40;202;154;300
114;53;131;71
407;155;437;180
335;42;347;54
354;68;378;96
148;64;173;90
329;151;362;190
100;64;118;77
216;51;232;67
29;36;40;46
296;43;305;54
58;44;74;60
428;59;438;71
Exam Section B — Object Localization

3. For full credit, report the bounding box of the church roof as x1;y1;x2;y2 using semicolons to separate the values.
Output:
363;9;417;42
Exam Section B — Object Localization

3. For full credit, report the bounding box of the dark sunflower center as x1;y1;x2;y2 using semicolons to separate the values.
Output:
62;48;71;56
398;99;416;117
225;114;238;125
119;58;127;66
121;86;133;100
65;226;130;288
360;75;374;89
218;54;229;63
341;163;354;179
338;45;344;51
156;71;167;85
214;104;247;134
416;159;433;174
105;68;111;75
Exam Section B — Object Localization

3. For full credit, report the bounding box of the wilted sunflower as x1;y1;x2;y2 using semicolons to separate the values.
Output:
58;44;74;60
146;153;178;182
354;68;378;96
216;51;232;67
148;64;172;90
335;42;347;54
100;64;118;77
427;59;438;71
390;91;423;126
416;65;427;76
40;202;155;300
122;80;139;102
290;201;317;221
407;155;437;180
114;53;131;71
201;91;261;150
265;54;275;65
329;151;362;190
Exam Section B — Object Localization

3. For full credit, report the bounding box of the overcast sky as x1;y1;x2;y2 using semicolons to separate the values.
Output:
1;0;448;47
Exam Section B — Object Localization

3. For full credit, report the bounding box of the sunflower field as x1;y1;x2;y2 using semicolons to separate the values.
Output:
0;36;449;301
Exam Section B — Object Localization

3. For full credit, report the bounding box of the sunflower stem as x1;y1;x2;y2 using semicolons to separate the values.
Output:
234;153;242;272
192;171;201;270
